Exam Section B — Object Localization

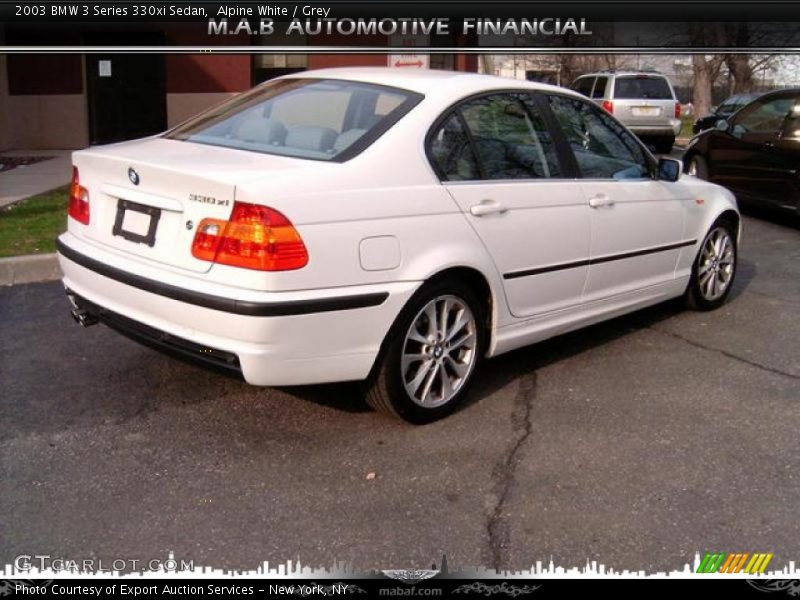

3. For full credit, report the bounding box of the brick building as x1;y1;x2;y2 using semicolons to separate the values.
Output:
0;26;478;151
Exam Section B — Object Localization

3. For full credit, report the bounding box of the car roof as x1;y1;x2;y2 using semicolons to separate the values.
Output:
578;71;669;78
275;67;581;98
758;87;800;97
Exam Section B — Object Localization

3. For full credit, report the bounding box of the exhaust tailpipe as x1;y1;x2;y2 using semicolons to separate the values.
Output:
65;289;99;327
71;308;99;328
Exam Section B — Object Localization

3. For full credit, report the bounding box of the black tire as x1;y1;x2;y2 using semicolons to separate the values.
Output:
685;218;738;311
364;279;486;424
655;135;675;154
685;154;709;179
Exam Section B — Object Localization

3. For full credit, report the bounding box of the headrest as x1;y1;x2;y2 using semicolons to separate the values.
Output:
285;125;338;152
234;114;287;146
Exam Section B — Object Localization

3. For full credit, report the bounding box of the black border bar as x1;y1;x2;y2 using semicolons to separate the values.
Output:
4;2;800;22
504;239;697;280
56;238;389;316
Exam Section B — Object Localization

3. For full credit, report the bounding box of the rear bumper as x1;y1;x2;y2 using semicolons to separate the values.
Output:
57;233;419;386
67;290;244;376
627;121;682;137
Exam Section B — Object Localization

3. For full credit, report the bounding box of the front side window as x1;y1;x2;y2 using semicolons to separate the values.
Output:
780;99;800;141
733;95;795;135
547;94;651;180
166;78;422;161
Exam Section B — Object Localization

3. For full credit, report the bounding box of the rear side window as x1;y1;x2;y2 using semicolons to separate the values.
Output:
613;76;673;100
459;95;561;179
166;79;422;162
427;114;480;181
572;77;595;97
428;93;562;181
591;77;608;99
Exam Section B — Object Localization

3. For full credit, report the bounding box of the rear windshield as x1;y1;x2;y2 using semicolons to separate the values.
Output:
166;78;422;162
613;76;673;100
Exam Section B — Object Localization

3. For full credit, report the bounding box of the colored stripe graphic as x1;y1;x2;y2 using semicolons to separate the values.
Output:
697;553;727;573
697;552;774;574
745;553;774;574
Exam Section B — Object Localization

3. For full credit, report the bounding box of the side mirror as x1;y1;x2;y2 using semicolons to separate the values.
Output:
657;157;681;182
715;119;730;132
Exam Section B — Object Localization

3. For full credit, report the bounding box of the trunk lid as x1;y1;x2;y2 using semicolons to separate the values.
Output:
72;138;311;273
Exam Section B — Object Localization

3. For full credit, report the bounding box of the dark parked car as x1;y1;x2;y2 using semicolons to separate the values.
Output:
683;88;800;216
692;93;759;134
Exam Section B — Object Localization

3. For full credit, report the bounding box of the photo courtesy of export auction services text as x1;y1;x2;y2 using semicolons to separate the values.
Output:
207;16;593;37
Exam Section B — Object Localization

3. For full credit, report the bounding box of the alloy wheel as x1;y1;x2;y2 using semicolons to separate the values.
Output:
401;295;477;408
698;227;736;301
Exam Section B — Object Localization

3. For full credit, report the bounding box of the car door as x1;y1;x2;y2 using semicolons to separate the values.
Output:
771;96;800;211
427;92;591;318
707;93;797;205
545;93;689;302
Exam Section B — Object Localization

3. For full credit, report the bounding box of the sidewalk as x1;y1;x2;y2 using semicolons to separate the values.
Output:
0;149;73;209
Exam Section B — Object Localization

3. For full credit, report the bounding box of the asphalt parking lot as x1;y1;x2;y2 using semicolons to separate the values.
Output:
1;211;798;575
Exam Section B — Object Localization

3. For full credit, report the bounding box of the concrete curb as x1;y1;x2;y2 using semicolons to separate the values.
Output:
0;253;62;286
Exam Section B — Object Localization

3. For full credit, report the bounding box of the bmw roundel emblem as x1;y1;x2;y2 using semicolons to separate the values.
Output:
128;167;140;185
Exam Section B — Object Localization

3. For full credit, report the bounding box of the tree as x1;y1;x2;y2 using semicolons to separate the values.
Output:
689;24;727;117
480;54;494;76
720;23;800;94
555;54;617;86
692;54;726;117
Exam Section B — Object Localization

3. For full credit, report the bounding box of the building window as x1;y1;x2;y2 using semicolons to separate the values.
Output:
252;32;308;84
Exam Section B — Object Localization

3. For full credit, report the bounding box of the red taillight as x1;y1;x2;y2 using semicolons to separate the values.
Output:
675;102;681;119
68;167;90;225
602;100;614;114
191;202;308;271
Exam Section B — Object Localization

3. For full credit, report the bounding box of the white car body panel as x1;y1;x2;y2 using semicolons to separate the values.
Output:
58;67;739;387
444;180;591;317
579;179;688;301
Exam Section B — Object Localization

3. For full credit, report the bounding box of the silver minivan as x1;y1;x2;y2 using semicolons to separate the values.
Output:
571;70;682;153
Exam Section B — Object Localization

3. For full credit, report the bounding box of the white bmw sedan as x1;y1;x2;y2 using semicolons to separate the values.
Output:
58;67;739;423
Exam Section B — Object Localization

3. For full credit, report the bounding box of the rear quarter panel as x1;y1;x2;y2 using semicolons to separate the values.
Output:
228;96;513;331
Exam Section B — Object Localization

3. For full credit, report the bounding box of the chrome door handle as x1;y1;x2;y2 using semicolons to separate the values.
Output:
588;194;615;208
470;200;508;217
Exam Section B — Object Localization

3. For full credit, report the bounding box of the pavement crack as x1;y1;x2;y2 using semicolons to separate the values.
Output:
485;371;536;571
650;326;800;381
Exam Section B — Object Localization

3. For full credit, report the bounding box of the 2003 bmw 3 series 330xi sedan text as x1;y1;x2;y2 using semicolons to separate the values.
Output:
57;68;740;423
